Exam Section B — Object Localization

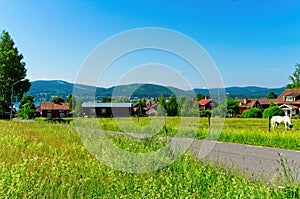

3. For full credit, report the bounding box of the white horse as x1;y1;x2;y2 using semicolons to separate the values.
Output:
271;116;293;130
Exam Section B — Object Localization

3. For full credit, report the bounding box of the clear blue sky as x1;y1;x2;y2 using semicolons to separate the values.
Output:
1;0;300;89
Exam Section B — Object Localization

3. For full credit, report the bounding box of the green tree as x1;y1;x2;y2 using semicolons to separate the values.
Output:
66;94;75;112
263;106;285;118
75;99;83;117
51;96;65;103
101;96;112;103
18;95;35;119
178;96;198;117
166;94;179;116
0;30;30;115
242;108;262;118
227;98;240;117
211;101;227;118
195;93;207;101
286;63;300;88
157;95;167;116
267;91;277;99
212;98;239;117
136;98;147;116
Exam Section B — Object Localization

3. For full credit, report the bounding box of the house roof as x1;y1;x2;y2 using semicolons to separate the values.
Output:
40;102;69;110
275;88;300;103
82;102;132;108
245;100;259;108
258;98;275;105
198;98;212;106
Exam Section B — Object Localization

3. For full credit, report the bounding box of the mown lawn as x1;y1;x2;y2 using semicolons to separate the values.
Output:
0;120;299;198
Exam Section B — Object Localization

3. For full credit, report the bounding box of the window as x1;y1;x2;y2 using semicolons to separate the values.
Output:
101;109;106;114
286;96;294;101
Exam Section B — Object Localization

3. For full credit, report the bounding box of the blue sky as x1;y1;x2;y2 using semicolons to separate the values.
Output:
1;0;300;89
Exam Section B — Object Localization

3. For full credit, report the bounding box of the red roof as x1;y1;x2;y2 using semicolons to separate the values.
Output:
40;102;69;110
198;99;212;105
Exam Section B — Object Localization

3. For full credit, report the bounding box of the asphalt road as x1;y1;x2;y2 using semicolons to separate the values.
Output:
125;132;300;183
188;139;300;183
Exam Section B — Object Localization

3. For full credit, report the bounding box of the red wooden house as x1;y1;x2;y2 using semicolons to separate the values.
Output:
198;98;218;110
40;102;70;118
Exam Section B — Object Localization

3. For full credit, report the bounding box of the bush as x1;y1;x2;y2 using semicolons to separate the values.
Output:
263;106;285;118
199;109;211;117
242;108;262;118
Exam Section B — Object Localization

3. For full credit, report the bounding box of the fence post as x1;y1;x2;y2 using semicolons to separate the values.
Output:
268;116;271;132
208;115;211;128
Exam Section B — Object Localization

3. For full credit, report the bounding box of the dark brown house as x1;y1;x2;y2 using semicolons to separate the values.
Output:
40;102;70;118
82;102;131;117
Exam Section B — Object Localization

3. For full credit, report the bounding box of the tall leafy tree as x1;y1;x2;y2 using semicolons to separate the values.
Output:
51;96;65;103
0;30;30;114
18;95;35;119
287;63;300;88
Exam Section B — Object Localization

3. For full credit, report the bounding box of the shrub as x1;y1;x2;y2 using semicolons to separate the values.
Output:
199;109;211;117
242;108;262;118
263;106;285;118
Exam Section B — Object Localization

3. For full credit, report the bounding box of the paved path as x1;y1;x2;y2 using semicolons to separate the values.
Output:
124;132;300;182
188;139;300;182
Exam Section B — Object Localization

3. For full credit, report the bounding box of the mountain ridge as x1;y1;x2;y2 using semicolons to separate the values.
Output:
28;80;285;102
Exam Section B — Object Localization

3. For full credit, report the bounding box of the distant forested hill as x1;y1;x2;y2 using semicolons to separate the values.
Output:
28;80;285;102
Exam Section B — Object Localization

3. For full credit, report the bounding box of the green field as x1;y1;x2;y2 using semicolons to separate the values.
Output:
0;119;299;198
96;117;300;150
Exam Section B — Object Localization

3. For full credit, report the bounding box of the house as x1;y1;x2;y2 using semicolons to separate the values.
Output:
82;102;131;117
40;102;69;118
238;98;262;113
258;98;275;110
274;88;300;116
198;97;218;110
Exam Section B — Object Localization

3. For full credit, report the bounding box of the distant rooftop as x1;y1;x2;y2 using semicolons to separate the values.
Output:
82;102;132;108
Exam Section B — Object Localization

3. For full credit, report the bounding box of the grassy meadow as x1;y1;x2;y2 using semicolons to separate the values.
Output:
97;117;300;150
0;118;300;198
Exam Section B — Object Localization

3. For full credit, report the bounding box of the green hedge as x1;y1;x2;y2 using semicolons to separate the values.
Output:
242;108;262;118
263;106;285;118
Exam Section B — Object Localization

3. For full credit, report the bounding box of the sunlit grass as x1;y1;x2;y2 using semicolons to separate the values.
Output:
96;117;300;150
0;120;299;198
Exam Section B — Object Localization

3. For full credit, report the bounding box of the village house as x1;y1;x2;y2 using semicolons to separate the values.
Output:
40;102;70;118
198;97;218;110
258;98;275;110
274;88;300;116
238;98;262;113
82;102;132;117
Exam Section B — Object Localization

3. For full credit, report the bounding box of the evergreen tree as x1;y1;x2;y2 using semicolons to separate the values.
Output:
0;30;30;115
157;95;167;116
66;94;75;112
166;94;179;116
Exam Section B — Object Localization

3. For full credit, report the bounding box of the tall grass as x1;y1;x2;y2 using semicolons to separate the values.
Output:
97;117;300;150
0;120;299;198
